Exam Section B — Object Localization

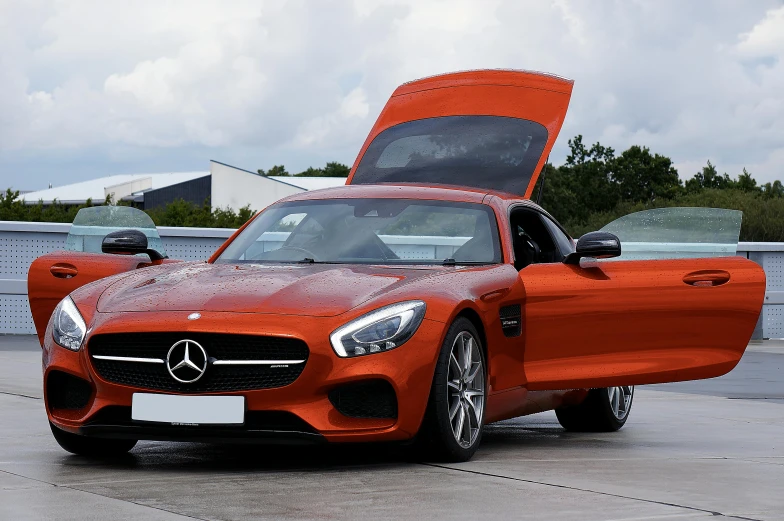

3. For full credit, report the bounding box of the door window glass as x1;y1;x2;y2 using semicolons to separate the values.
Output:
599;207;742;260
65;206;166;257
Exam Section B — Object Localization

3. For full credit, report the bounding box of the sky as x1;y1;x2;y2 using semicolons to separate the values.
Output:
1;0;784;191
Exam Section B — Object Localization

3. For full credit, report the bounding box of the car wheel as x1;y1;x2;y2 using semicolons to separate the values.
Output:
555;386;634;432
50;422;137;457
418;317;486;462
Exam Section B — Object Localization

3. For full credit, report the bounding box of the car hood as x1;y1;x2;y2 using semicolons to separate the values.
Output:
97;262;440;316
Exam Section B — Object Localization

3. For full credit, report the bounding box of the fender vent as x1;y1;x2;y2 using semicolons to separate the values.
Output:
499;304;522;337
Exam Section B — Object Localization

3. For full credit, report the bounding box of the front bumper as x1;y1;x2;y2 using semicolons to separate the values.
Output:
43;310;445;443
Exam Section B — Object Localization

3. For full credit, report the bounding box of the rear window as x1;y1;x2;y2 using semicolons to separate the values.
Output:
352;116;548;196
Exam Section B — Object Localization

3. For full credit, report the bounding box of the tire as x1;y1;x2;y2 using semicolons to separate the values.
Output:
555;386;634;432
417;317;487;462
50;423;137;457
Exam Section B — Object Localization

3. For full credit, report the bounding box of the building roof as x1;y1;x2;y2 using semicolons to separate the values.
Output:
21;172;209;205
19;168;348;207
267;176;347;190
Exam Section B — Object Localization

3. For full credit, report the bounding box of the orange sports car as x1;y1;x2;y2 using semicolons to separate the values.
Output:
29;70;765;462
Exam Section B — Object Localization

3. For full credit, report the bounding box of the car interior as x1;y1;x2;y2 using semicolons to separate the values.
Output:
509;207;569;270
450;213;495;262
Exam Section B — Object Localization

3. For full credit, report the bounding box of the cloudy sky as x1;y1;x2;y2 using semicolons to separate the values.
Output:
1;0;783;191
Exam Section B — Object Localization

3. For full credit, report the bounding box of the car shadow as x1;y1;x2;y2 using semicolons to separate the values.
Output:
56;416;571;473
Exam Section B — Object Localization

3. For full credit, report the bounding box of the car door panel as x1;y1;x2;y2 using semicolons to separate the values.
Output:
28;251;150;345
27;205;173;345
520;256;765;390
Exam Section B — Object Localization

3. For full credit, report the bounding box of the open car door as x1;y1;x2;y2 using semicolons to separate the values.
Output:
28;206;169;344
346;69;573;198
518;208;766;390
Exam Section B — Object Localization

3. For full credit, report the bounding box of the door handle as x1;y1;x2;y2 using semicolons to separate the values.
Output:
480;288;510;302
50;263;78;279
683;270;730;287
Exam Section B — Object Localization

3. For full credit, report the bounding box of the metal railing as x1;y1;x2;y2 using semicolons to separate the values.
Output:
2;220;782;338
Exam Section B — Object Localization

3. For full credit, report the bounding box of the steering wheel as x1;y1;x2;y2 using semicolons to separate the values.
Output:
515;226;540;267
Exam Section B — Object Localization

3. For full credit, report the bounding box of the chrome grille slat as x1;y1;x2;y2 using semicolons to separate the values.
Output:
88;333;309;393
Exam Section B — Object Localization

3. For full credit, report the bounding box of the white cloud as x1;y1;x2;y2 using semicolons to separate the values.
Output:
737;6;784;57
1;0;784;190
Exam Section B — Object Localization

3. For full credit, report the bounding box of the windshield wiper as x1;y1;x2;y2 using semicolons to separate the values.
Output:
297;258;316;263
442;258;494;266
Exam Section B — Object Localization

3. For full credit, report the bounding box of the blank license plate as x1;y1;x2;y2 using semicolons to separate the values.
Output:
132;394;245;425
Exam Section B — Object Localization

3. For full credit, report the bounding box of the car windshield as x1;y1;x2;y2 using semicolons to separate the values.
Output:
215;198;502;265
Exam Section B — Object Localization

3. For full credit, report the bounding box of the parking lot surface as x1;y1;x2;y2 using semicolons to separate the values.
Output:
1;335;782;520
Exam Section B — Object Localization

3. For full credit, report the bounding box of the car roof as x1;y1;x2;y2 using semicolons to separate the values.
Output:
276;182;531;205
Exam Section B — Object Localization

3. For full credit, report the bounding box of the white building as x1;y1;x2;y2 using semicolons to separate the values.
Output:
20;161;347;212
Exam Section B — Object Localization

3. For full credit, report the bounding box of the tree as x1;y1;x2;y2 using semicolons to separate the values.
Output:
685;161;736;193
323;161;350;177
762;180;784;198
295;166;324;177
563;135;619;219
294;161;351;177
611;145;682;203
258;165;289;176
737;168;758;193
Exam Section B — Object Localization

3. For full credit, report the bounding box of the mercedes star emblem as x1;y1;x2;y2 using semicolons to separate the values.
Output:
166;339;208;383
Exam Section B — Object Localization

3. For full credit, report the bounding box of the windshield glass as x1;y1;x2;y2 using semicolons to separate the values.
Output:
351;116;548;196
65;206;166;257
599;207;742;260
216;198;501;265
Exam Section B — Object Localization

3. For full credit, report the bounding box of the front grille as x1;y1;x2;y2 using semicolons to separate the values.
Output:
88;333;308;393
329;380;398;419
47;370;93;410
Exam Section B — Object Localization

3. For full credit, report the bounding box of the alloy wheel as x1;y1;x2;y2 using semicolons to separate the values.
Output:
447;331;485;448
608;386;634;420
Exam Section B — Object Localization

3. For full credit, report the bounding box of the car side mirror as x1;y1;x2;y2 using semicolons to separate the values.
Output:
564;231;621;265
102;229;165;261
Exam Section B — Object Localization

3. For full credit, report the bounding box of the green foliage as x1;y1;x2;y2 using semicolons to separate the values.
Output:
258;165;289;176
529;135;784;242
0;188;95;223
561;189;784;242
612;145;681;203
685;161;735;193
294;161;351;177
145;199;254;228
259;161;351;177
1;190;254;229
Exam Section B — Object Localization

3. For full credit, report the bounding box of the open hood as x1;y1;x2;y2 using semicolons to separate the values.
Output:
347;69;573;198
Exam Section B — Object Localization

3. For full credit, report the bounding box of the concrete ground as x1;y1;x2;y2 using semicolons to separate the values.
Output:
1;336;782;520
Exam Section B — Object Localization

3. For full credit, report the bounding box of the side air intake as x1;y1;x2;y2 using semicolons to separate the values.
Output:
329;380;398;419
499;304;522;337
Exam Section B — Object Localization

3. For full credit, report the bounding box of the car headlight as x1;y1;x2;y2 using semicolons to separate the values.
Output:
330;301;426;358
52;296;86;351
